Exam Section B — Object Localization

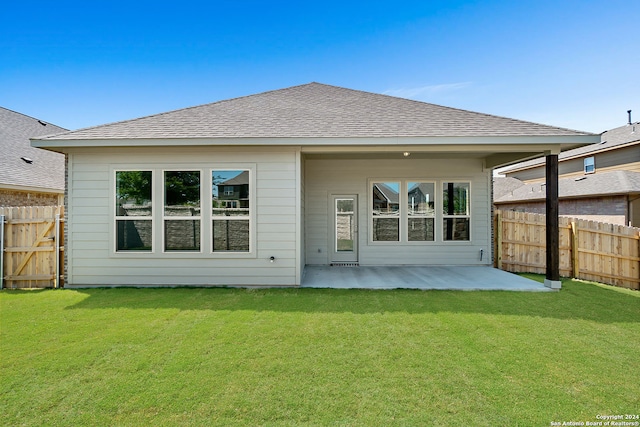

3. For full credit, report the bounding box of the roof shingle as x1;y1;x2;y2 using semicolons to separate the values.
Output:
0;107;67;191
39;83;592;141
501;121;640;172
494;170;640;203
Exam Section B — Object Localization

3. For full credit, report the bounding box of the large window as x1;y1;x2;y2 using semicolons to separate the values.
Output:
115;171;153;251
442;182;470;241
212;170;250;252
370;180;471;243
407;182;435;241
164;171;201;251
372;182;400;241
114;166;254;256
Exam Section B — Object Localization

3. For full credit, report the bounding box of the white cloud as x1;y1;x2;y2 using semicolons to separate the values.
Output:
383;82;472;99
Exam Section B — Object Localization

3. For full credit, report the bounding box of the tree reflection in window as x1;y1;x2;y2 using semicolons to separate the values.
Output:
115;171;152;251
164;171;201;251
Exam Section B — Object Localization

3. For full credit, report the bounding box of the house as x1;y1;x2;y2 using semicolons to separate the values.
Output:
494;118;640;226
0;107;67;206
31;82;598;288
215;170;250;209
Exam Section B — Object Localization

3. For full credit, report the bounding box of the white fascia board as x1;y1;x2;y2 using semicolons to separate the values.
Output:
0;182;64;194
30;134;600;150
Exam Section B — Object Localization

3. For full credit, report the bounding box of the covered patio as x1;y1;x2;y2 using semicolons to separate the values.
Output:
301;265;552;291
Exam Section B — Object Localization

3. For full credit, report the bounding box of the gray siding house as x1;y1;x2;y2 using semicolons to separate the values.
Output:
32;83;597;287
495;120;640;226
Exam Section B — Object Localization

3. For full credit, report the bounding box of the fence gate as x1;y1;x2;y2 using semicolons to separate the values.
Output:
0;206;64;289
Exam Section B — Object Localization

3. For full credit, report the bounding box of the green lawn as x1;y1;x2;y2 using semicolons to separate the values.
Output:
1;275;638;426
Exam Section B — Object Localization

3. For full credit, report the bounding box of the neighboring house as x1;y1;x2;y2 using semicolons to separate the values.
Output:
32;82;597;287
495;120;640;226
215;170;250;209
0;107;67;206
372;183;400;213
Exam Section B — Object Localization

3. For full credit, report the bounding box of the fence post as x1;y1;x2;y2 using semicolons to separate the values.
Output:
571;221;579;279
0;214;4;290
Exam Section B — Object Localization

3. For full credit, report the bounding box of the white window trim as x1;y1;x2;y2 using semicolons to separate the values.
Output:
406;180;436;243
584;156;595;174
368;178;473;245
211;167;255;255
441;181;471;242
369;179;401;244
113;169;155;254
111;163;256;258
162;169;203;254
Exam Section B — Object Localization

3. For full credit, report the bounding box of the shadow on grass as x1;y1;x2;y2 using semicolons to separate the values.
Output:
58;276;639;324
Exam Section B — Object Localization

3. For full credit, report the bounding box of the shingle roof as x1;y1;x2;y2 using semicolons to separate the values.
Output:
494;170;640;203
0;107;67;191
492;176;528;200
374;183;400;204
502;121;640;172
39;83;592;141
218;171;249;186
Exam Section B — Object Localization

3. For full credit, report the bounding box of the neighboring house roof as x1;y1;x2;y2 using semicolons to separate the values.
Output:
493;176;528;200
494;170;640;204
374;183;400;204
37;82;592;141
218;171;249;186
408;182;432;196
501;121;640;173
0;107;67;192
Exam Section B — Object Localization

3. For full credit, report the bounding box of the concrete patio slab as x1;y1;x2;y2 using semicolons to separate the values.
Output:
301;266;553;291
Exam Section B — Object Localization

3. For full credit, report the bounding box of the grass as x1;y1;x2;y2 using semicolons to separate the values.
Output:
1;275;639;426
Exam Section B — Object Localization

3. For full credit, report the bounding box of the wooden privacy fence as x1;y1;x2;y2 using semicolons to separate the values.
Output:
0;206;64;289
495;210;640;290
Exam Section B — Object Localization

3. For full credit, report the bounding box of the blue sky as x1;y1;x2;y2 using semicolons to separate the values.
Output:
1;0;637;134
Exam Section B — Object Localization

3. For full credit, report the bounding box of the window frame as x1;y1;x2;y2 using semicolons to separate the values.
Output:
162;169;203;253
584;156;595;174
370;180;401;243
113;169;155;253
111;163;256;258
211;168;253;254
407;181;436;242
441;181;471;242
368;178;472;244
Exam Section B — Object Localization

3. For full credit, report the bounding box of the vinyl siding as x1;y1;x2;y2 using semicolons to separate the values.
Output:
298;153;305;283
66;146;299;287
305;157;491;266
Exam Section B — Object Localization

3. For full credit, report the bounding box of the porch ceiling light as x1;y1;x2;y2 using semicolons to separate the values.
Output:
403;152;410;157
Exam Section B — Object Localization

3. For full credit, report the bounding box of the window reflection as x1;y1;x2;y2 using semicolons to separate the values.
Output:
372;182;399;241
212;170;250;252
164;171;201;251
